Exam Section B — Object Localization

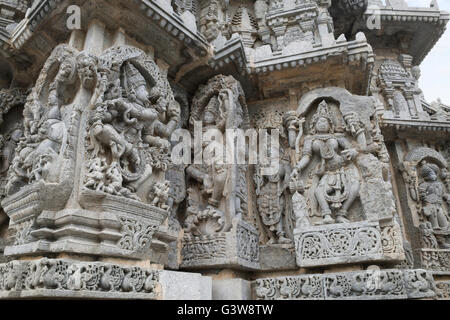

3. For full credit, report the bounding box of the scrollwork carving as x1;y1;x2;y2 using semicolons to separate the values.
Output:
118;217;159;253
83;46;180;204
0;259;160;297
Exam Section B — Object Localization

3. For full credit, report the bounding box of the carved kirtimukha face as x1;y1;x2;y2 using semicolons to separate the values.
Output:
78;56;97;89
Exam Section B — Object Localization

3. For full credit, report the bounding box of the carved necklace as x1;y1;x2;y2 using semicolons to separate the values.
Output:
313;133;334;141
313;135;336;160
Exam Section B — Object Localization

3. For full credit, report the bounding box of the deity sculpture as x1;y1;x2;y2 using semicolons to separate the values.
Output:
85;54;180;202
0;126;23;175
417;161;449;231
290;100;360;224
183;75;248;236
150;181;171;210
6;52;76;194
254;144;293;244
186;90;229;210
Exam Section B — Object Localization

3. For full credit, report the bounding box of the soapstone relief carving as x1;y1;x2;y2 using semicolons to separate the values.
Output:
283;88;402;268
0;0;448;301
83;46;180;206
0;88;27;201
0;258;159;296
402;147;450;251
288;100;361;225
254;139;294;245
6;45;79;195
184;75;248;236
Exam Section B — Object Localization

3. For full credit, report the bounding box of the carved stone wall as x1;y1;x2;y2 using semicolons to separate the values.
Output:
253;268;435;300
0;258;160;299
0;0;448;300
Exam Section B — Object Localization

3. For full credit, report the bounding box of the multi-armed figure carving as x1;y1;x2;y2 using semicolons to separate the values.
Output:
289;100;361;224
85;48;181;203
6;50;77;194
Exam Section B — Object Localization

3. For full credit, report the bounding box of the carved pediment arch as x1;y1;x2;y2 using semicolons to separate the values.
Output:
404;147;448;169
98;45;176;119
297;87;378;139
189;75;249;130
31;44;80;112
297;87;376;119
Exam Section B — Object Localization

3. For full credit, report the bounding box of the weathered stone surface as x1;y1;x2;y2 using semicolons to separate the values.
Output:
160;270;212;300
253;269;436;300
0;258;161;300
419;249;450;275
181;219;260;270
435;281;450;300
294;221;392;268
212;279;251;300
259;245;297;271
0;0;448;301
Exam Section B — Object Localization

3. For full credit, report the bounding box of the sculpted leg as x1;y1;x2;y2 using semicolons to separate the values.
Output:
427;208;440;229
315;185;334;224
437;208;449;229
209;171;227;207
276;220;291;244
337;181;360;223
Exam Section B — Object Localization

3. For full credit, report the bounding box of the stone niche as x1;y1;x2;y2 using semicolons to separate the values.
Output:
250;99;297;271
282;87;405;268
179;75;260;271
401;147;450;275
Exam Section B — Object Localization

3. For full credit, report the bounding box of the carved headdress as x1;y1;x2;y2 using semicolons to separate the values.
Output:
419;161;439;179
204;95;220;118
57;56;77;84
309;100;334;134
123;61;147;95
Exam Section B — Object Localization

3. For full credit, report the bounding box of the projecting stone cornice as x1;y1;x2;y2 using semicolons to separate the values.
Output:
380;117;450;136
204;33;374;100
363;6;449;65
251;35;374;75
10;0;209;51
2;0;212;85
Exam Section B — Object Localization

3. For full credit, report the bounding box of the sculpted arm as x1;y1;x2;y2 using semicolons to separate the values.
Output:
291;138;313;176
418;183;427;201
337;136;358;161
186;165;207;183
153;101;181;138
